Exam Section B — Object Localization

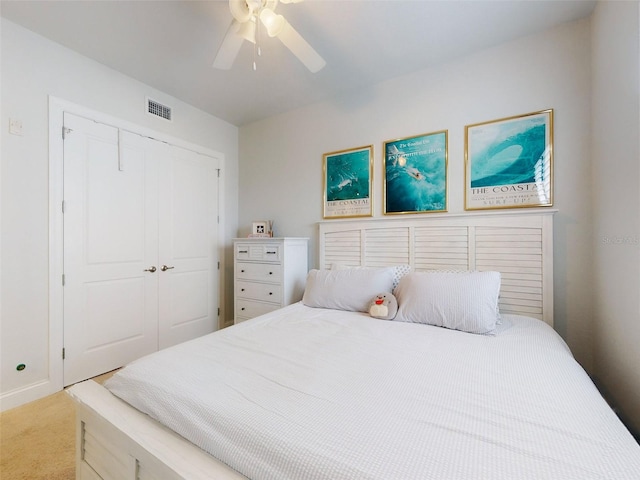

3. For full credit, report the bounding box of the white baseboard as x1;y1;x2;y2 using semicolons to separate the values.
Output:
0;379;58;412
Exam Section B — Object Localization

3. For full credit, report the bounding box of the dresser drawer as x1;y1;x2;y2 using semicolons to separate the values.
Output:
235;243;281;262
236;262;282;282
236;299;281;320
236;280;282;303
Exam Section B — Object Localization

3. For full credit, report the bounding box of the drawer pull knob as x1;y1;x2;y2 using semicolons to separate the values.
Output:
241;307;245;311
269;292;273;295
239;250;248;254
269;272;273;275
241;288;245;291
267;251;276;255
241;269;245;273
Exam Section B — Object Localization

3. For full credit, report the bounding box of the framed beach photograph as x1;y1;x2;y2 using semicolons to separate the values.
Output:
465;109;553;210
323;145;373;219
383;130;448;215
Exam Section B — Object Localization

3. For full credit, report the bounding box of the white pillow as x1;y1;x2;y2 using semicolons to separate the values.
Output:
303;268;395;312
394;271;501;334
330;264;412;293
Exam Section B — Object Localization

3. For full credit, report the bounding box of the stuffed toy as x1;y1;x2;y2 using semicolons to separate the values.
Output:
368;292;398;320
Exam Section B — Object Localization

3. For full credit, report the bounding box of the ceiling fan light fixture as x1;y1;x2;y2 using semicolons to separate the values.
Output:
259;8;286;37
229;0;253;23
214;0;325;73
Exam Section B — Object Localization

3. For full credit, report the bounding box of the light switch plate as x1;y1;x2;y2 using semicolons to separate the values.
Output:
9;118;23;136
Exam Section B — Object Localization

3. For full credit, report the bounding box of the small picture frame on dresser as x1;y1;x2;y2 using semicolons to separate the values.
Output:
251;221;272;237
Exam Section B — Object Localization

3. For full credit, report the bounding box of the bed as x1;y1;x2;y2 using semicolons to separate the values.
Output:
67;211;640;479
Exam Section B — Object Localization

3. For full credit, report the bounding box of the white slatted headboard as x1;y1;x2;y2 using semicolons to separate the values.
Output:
319;210;555;326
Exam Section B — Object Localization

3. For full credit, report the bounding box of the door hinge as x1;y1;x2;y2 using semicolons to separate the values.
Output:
217;308;220;316
62;274;66;286
62;348;66;360
62;126;72;139
217;261;220;270
61;200;65;213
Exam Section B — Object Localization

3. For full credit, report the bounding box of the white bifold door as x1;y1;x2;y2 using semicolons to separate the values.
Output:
62;112;219;386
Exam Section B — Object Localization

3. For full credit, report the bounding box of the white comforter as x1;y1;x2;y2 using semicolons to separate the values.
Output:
105;303;640;479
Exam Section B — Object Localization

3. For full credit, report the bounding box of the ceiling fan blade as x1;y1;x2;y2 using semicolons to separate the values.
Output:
276;20;326;73
213;21;247;70
259;8;325;72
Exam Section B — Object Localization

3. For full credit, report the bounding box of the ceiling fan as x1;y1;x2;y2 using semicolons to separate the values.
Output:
213;0;326;73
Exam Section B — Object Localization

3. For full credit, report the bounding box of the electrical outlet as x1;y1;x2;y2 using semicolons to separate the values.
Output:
9;118;23;136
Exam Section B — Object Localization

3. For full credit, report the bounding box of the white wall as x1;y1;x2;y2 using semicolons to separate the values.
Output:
240;18;595;368
0;19;239;407
591;1;640;436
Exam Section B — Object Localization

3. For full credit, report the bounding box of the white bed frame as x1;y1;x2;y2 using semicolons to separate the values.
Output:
68;209;555;479
320;209;555;326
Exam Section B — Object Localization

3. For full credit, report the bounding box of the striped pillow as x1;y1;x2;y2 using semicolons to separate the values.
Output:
394;271;501;335
331;264;412;293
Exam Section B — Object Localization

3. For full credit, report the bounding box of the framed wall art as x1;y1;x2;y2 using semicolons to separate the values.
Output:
465;109;553;210
383;130;448;215
323;145;373;219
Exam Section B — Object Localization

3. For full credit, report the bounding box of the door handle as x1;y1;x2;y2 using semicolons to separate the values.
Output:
144;266;157;273
161;265;175;272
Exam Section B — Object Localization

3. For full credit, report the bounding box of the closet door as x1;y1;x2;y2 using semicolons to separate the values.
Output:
63;114;159;385
63;112;220;386
157;145;219;348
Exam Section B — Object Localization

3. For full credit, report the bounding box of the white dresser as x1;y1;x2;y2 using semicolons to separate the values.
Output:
234;237;309;324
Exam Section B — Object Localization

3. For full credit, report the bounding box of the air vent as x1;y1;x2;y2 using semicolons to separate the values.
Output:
146;98;172;121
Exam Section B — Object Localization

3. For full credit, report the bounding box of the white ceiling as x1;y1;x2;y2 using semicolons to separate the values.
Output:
1;0;596;126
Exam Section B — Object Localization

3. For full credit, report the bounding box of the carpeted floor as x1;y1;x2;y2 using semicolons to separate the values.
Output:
0;370;118;480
